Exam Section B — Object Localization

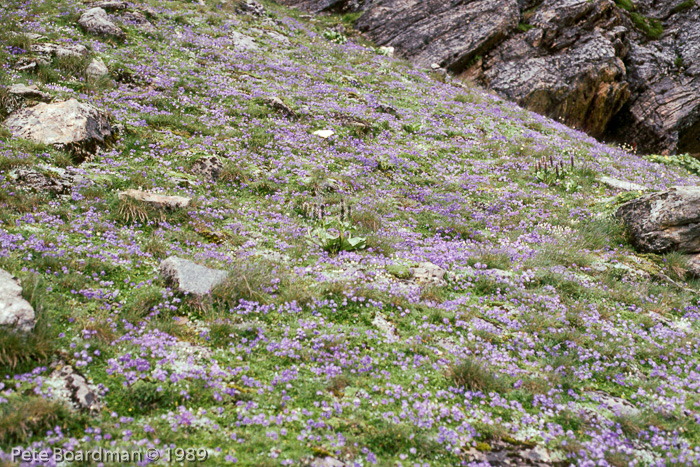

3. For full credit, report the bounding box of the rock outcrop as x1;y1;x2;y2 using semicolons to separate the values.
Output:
159;256;228;297
46;363;101;413
3;99;114;161
279;0;700;155
0;269;36;332
616;186;700;254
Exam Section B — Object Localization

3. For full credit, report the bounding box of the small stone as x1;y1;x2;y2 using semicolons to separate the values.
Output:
87;0;127;11
159;256;228;297
78;7;126;39
412;262;447;285
687;253;700;278
372;313;400;343
122;11;157;34
585;390;641;417
7;84;51;102
376;103;399;118
191;156;224;181
431;63;441;70
261;96;295;116
313;129;335;139
86;57;109;80
231;31;258;52
46;363;101;413
311;457;346;467
118;189;191;209
598;175;648;192
378;46;395;57
237;0;265;16
11;168;68;193
0;268;35;332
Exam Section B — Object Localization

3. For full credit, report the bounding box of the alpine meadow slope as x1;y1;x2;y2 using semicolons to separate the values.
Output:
0;0;700;466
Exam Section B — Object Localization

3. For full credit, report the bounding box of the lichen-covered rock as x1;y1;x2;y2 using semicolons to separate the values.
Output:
688;253;700;279
87;0;127;11
191;156;224;181
159;256;228;297
412;262;447;286
616;186;700;254
30;42;89;58
46;363;101;413
261;96;295;116
118;189;191;209
0;269;35;332
597;175;648;192
3;99;113;161
78;7;126;39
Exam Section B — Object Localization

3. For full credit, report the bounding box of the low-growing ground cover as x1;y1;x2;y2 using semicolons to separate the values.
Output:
1;0;700;466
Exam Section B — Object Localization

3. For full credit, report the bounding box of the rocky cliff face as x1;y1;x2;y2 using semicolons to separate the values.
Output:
279;0;700;156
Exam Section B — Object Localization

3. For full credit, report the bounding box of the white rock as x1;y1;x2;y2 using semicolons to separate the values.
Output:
313;129;335;139
598;175;648;192
78;7;126;39
0;269;35;332
118;189;191;209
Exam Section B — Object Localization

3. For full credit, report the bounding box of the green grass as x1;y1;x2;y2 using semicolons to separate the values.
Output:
630;12;664;39
671;0;695;14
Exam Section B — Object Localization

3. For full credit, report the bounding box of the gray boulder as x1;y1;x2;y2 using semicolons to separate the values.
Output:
0;269;35;332
3;99;113;161
78;7;126;39
87;0;127;11
261;96;295;116
616;186;700;254
159;256;228;297
86;57;109;80
688;253;700;278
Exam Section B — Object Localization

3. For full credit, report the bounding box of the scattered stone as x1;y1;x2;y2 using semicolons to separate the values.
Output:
30;42;89;58
118;189;191;209
3;99;113;161
191;156;224;181
231;31;258;52
412;262;447;286
0;268;35;332
10;168;69;194
310;457;347;467
378;45;394;57
87;0;127;11
46;362;101;413
313;129;335;139
261;96;295;116
7;84;51;102
122;11;157;34
687;253;700;278
466;439;553;466
598;175;648;192
585;390;641;417
78;7;126;39
237;0;265;16
159;256;228;297
86;57;109;80
372;313;400;343
616;186;700;254
376;103;399;118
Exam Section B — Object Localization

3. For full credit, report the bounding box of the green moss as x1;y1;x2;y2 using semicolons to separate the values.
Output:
630;12;664;39
614;0;636;11
517;23;535;32
671;0;695;14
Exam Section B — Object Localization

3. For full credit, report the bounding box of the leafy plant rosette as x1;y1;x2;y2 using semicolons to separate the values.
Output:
307;218;367;254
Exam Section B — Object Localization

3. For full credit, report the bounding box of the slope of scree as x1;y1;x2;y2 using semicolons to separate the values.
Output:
0;0;699;466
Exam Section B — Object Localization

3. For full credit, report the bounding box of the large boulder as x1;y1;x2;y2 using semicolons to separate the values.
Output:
0;269;35;332
3;99;114;161
78;7;126;39
159;256;228;297
616;186;700;254
118;189;191;209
